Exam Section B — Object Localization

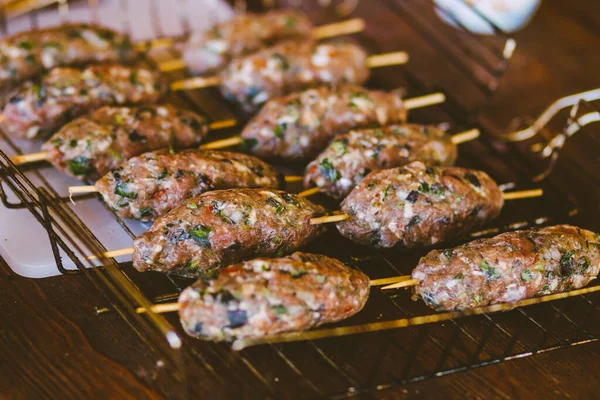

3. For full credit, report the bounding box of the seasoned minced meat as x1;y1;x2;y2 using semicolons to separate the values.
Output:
179;252;369;341
97;149;284;221
42;105;207;180
305;124;457;199
220;40;370;114
337;161;503;248
413;225;600;310
241;85;407;161
0;23;136;96
184;10;312;75
1;64;166;139
133;189;327;277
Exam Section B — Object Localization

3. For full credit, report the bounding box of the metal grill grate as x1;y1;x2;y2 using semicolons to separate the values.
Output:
1;0;598;398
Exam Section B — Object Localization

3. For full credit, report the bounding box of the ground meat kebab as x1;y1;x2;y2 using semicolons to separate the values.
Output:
42;105;208;180
1;64;166;139
220;40;370;114
133;189;327;277
184;10;312;75
96;149;284;221
240;85;407;161
413;225;600;310
336;161;504;248
0;23;136;96
179;252;369;341
304;124;457;199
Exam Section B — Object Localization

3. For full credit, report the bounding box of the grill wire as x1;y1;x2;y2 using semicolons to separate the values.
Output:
0;0;598;398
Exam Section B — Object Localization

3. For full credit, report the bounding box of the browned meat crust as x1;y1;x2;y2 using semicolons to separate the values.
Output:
220;40;370;114
304;124;457;199
133;189;327;277
42;105;207;180
1;64;166;139
337;162;504;248
413;225;600;310
184;10;312;75
0;23;136;96
179;252;369;341
96;149;284;221
240;85;407;161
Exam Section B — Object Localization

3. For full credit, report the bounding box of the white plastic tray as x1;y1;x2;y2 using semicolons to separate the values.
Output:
0;0;233;278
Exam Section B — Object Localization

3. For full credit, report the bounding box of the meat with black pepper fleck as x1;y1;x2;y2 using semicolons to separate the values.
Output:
133;189;327;277
305;124;457;199
42;105;207;180
184;10;312;75
220;40;369;114
2;64;166;139
336;161;503;248
0;23;136;96
97;149;283;221
413;225;600;310
179;252;370;341
240;85;407;161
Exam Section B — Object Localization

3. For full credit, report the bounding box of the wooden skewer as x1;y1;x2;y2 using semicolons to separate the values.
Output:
298;187;321;198
283;175;304;183
170;50;410;91
88;189;543;260
311;18;366;40
159;18;367;73
9;119;238;167
207;119;238;130
10;151;48;165
403;93;445;110
199;136;243;150
69;185;98;195
69;175;306;195
87;247;134;260
135;274;413;314
297;128;480;198
380;278;417;290
450;128;480;145
365;51;410;69
501;188;544;200
309;214;350;224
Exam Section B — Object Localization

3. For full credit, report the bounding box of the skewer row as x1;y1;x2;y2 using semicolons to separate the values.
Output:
2;9;584;353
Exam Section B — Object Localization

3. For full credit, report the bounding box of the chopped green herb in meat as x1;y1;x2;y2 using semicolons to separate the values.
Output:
319;158;340;182
188;225;212;247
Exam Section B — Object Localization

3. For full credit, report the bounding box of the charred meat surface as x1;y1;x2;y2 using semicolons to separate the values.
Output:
337;161;503;248
42;105;208;180
413;225;600;310
179;252;370;341
220;40;370;114
0;23;136;96
133;189;327;277
97;149;284;221
184;10;312;75
1;64;166;139
240;85;407;161
305;124;457;199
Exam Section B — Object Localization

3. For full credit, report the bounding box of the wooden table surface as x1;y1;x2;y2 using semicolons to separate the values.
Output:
2;0;600;399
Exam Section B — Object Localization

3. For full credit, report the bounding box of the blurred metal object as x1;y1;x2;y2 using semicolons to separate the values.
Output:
531;99;600;182
493;88;600;142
